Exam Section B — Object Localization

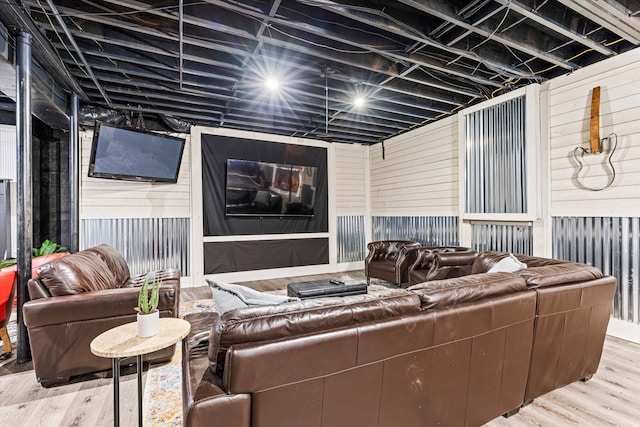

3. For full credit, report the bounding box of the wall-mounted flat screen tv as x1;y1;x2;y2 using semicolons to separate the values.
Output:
225;158;318;217
88;122;186;183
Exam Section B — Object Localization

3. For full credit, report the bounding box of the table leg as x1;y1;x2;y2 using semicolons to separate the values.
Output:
137;354;143;427
113;357;120;427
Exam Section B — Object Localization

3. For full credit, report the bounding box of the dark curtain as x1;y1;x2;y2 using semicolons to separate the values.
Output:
204;239;329;274
200;134;330;273
201;134;328;236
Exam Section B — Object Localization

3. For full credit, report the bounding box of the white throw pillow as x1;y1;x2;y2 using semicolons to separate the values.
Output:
487;253;527;273
207;279;300;314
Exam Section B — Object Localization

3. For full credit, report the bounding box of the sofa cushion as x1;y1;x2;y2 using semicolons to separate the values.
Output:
36;244;130;296
408;272;527;309
471;251;511;274
208;290;421;372
488;253;527;273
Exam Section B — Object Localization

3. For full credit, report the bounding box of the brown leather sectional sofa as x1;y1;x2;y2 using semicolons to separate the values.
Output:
182;251;615;426
22;244;180;387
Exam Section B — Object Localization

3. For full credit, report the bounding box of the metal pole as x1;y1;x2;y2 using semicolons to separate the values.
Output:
113;358;120;427
16;30;33;364
69;94;79;253
137;354;143;427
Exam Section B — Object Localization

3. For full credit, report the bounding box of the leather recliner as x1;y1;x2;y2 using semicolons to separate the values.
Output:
408;246;477;285
364;240;421;286
22;244;180;387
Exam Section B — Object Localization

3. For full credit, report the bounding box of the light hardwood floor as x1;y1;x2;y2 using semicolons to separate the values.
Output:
1;272;640;427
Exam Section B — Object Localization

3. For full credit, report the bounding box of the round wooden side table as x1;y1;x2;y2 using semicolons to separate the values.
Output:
90;317;191;427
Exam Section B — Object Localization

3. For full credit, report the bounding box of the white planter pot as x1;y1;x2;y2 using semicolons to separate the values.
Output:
137;310;160;338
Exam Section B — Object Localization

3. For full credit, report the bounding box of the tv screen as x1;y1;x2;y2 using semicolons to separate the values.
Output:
225;158;317;217
88;122;186;183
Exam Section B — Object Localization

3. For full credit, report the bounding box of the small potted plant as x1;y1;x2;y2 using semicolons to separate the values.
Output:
135;274;161;337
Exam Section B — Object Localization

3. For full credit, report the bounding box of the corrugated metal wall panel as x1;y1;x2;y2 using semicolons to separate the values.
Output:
82;217;190;276
471;222;533;255
0;125;16;180
371;216;459;246
465;96;527;214
553;216;638;324
336;215;366;262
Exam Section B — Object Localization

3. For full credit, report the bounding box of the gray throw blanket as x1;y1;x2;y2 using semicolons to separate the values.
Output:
206;279;299;314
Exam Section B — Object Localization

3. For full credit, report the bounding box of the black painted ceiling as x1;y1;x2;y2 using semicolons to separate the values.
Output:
1;0;639;143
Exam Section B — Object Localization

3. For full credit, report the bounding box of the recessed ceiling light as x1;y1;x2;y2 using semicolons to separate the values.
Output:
353;96;366;108
265;77;280;92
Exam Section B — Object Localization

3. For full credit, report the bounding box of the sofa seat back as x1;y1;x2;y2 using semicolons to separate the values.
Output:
222;290;536;427
408;271;527;309
209;290;421;373
469;251;616;404
27;244;130;299
408;246;477;285
524;276;616;403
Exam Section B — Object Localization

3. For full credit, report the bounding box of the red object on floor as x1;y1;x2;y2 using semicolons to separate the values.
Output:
0;268;17;323
1;252;70;309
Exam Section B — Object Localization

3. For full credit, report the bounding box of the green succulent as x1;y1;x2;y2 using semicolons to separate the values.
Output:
137;274;161;314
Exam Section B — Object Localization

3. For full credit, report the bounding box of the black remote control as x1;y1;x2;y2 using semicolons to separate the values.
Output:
329;279;345;285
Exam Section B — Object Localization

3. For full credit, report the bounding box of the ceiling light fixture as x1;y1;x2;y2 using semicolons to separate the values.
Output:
353;96;366;108
265;77;280;92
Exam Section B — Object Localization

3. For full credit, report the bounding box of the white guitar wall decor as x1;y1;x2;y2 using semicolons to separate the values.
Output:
572;86;618;191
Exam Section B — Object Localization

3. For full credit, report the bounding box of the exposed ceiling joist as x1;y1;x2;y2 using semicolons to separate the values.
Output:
0;0;637;142
558;0;640;44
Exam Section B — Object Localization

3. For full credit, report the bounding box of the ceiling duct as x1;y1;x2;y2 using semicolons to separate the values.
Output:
159;114;192;133
78;105;125;127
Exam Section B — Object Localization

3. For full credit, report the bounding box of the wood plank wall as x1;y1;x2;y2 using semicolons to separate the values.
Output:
79;129;192;219
333;143;367;215
369;115;459;216
549;48;640;217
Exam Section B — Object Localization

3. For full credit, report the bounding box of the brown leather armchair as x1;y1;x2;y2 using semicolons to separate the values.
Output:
22;244;180;387
408;246;477;285
364;240;420;286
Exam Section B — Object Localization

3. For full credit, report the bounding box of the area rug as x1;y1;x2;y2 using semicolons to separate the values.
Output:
141;283;397;426
143;299;216;427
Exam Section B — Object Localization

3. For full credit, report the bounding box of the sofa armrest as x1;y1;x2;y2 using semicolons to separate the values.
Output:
182;312;251;427
408;247;437;273
125;268;181;288
516;263;604;288
23;283;179;328
394;244;421;283
365;241;388;265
